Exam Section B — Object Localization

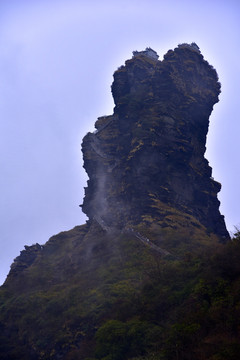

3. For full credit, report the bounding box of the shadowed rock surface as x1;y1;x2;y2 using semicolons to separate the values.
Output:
82;44;229;241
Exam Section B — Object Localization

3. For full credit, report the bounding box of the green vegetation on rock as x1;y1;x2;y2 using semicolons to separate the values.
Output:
0;44;233;359
1;225;240;359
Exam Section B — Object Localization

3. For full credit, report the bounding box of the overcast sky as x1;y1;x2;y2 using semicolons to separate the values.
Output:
0;0;240;284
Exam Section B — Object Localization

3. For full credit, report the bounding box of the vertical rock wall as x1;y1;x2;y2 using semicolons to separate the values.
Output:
81;44;229;241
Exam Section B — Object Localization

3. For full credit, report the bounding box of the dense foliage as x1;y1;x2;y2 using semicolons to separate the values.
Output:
0;224;240;359
93;230;240;360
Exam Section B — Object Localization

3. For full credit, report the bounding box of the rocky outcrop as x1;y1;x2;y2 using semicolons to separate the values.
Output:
9;243;43;276
82;44;229;241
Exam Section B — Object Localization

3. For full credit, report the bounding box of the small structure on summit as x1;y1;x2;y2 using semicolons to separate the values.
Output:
178;42;200;53
132;47;159;60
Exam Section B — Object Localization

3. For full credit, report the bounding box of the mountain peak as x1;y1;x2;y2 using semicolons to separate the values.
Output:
0;44;233;360
82;45;229;241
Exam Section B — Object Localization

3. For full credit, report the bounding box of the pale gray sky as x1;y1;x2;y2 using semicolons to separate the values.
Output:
1;0;240;284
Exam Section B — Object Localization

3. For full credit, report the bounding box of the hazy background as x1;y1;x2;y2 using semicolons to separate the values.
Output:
0;0;239;284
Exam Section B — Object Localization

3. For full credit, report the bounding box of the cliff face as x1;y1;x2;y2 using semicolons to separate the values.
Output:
82;44;229;240
0;44;234;360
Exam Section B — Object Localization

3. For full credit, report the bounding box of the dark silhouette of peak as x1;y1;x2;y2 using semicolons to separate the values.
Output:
82;44;229;241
